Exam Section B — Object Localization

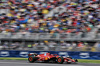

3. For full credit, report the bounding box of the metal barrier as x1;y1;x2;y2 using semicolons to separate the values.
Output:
0;0;9;14
0;32;96;40
0;32;98;51
0;9;9;14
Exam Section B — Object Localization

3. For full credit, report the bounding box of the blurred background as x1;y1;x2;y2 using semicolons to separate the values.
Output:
0;0;100;52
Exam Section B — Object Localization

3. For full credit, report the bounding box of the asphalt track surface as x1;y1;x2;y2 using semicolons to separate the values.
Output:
0;60;100;66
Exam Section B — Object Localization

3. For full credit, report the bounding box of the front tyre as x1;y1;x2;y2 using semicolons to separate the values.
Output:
57;57;64;64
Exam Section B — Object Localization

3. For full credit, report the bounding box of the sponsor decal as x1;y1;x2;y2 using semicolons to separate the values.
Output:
20;52;29;57
0;51;9;57
80;53;90;58
59;52;69;57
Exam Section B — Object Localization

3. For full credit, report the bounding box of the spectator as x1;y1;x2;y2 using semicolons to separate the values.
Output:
71;42;77;50
94;42;100;52
10;42;19;50
77;42;84;51
3;42;9;50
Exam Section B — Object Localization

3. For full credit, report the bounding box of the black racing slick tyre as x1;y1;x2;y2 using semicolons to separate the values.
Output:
28;57;38;63
75;59;78;62
57;57;64;64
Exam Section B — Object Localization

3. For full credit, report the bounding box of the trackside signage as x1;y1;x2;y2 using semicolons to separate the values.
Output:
0;51;9;57
0;51;100;60
59;52;69;57
80;53;90;58
20;52;29;57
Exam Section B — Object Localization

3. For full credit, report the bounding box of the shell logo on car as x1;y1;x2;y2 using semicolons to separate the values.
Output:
45;57;48;60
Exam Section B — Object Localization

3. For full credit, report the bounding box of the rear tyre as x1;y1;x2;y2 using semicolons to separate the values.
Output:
28;57;38;63
57;57;64;64
75;59;78;62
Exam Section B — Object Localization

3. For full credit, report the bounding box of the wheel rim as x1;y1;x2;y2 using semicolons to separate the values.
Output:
29;57;32;61
58;58;61;62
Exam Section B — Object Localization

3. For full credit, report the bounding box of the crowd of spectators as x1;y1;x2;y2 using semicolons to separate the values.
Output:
0;0;100;51
0;0;66;34
42;0;100;34
0;0;100;35
0;0;99;35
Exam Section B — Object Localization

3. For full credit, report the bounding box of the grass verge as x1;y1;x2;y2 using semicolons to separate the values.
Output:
79;59;100;64
0;57;27;60
0;57;100;64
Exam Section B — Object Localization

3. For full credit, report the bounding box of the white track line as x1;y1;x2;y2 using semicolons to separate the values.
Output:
0;62;84;66
0;62;30;64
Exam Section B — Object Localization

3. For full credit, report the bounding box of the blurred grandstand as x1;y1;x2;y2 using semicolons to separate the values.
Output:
0;0;100;52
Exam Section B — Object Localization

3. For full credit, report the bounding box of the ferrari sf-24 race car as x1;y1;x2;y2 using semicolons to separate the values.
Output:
28;53;78;64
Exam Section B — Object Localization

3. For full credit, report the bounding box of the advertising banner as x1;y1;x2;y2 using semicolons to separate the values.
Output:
0;51;100;60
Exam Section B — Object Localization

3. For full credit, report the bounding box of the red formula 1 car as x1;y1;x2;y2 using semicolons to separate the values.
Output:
28;53;78;64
